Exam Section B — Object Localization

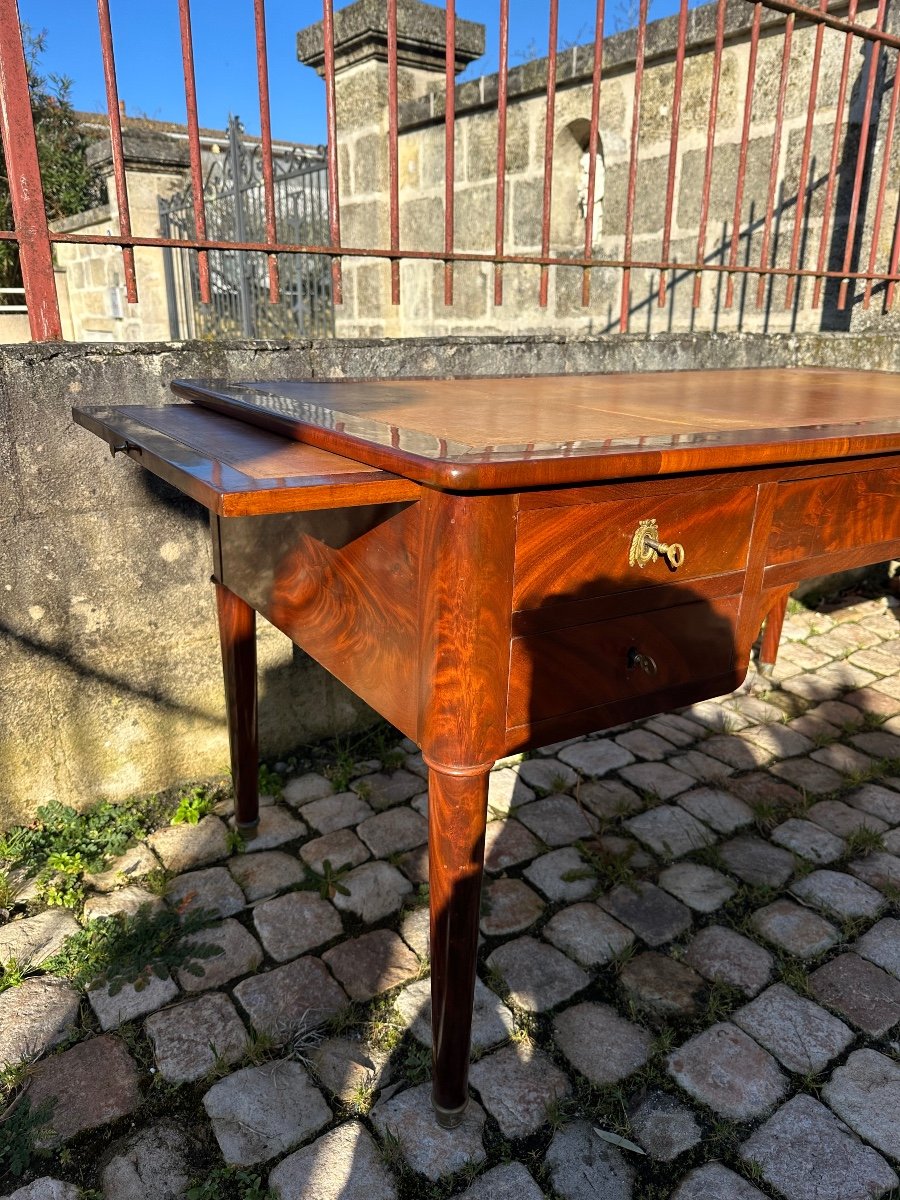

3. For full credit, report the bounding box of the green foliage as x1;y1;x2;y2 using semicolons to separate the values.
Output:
44;905;222;994
0;27;103;289
171;786;216;827
0;960;27;995
0;1093;55;1183
257;764;283;799
186;1166;273;1200
306;859;351;901
0;797;161;914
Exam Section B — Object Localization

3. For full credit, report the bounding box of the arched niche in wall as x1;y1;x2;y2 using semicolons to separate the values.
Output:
550;117;605;256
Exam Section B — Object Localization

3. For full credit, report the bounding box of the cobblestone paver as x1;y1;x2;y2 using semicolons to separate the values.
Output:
3;586;900;1198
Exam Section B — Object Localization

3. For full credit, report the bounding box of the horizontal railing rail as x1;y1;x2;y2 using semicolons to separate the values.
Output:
1;0;898;339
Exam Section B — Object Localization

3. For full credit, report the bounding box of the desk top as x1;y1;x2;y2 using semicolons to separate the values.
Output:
173;368;900;490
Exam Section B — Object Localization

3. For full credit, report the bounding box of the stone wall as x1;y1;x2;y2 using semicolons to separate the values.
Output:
2;331;899;824
299;0;891;339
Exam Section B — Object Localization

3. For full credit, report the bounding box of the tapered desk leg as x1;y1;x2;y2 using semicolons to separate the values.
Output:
427;761;490;1129
759;587;792;677
215;582;259;831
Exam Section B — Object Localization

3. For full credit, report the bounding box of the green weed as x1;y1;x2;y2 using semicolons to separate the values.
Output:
186;1166;273;1200
171;786;216;826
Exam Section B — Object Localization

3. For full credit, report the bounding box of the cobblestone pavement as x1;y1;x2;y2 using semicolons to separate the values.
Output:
2;590;900;1200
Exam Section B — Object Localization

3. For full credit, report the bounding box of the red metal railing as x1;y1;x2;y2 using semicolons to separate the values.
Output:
1;0;899;340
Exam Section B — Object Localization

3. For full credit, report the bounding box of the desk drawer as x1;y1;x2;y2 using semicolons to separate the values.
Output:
514;486;757;611
769;466;900;565
507;595;740;728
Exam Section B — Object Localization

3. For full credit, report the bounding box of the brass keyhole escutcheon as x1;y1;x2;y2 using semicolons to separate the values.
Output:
629;519;685;571
627;647;658;676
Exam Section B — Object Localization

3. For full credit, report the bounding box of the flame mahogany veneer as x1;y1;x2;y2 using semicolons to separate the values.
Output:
73;368;900;1127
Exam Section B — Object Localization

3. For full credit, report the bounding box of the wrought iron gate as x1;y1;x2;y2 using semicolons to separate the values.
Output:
159;116;334;340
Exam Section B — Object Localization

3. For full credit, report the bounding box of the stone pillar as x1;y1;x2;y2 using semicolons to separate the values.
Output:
298;0;484;337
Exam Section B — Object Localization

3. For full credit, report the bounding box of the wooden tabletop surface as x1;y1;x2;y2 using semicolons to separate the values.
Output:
173;369;900;490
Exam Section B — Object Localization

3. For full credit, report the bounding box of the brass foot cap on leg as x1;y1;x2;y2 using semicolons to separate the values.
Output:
236;819;260;839
757;662;775;678
433;1099;467;1129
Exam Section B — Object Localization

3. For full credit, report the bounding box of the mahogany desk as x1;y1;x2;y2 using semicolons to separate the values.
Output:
73;367;900;1127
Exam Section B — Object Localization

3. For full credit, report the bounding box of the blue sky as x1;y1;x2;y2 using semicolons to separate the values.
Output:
19;0;683;145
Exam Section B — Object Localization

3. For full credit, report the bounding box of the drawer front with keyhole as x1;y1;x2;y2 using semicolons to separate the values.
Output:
513;485;757;611
506;595;741;730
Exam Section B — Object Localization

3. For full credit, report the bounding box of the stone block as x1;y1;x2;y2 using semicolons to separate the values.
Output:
166;866;245;919
750;898;839;958
739;1094;898;1200
542;902;633;966
620;951;704;1017
719;835;795;888
0;978;80;1069
522;846;594;901
0;911;79;968
854;917;900;979
203;1059;331;1166
302;791;374;834
578;778;643;819
27;1035;140;1147
487;935;588;1012
822;1049;900;1164
357;807;428;858
176;918;262;991
667;1023;788;1120
516;756;579;793
145;992;248;1083
671;1163;767;1200
809;953;900;1036
300;829;370;877
791;869;884;920
323;929;419;1001
630;1092;701;1161
469;1043;570;1138
545;1120;634;1200
269;1120;396;1200
147;816;229;873
599;881;693;946
394;976;514;1051
88;972;179;1033
100;1122;196;1200
658;863;736;913
372;1083;486;1181
228;850;304;902
677;786;753;834
330;862;412;923
558;739;635;778
253;891;343;962
553;1002;652;1086
282;772;333;807
619;761;695;799
625;805;715;859
516;794;594;846
233;956;348;1044
237;806;306;852
733;983;854;1075
480;878;545;937
455;1162;544;1200
685;926;772;996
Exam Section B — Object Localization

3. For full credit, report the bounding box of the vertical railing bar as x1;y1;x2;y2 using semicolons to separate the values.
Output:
387;0;401;305
539;0;559;308
863;44;900;307
96;0;137;303
693;0;727;310
725;1;761;309
813;0;860;307
582;0;605;307
253;0;279;302
622;0;648;329
444;0;457;305
756;12;794;309
494;0;510;306
322;0;343;303
785;0;828;308
0;0;62;339
838;0;887;310
176;0;210;305
619;0;648;328
658;0;689;307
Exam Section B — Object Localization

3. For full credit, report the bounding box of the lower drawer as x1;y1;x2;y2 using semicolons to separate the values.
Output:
507;595;741;728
